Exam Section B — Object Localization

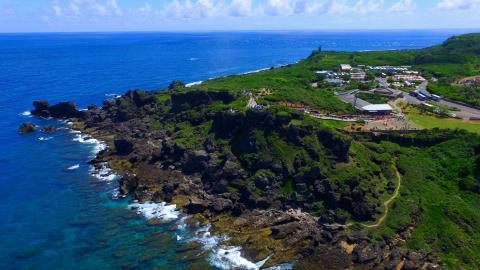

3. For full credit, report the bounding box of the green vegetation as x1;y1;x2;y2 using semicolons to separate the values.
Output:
148;33;480;269
428;82;480;107
304;34;480;107
356;92;389;104
195;64;354;113
368;136;480;269
409;113;480;134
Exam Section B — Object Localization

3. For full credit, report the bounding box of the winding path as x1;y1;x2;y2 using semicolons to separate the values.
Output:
359;166;402;228
323;165;402;230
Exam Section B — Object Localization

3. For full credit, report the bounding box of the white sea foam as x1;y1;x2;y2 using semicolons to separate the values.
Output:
241;67;270;75
264;262;296;270
72;133;106;155
20;111;31;116
67;164;80;170
38;136;53;141
183;224;293;270
189;224;227;250
90;162;118;182
128;201;180;222
106;93;121;98
189;57;199;61
185;81;203;87
208;246;258;270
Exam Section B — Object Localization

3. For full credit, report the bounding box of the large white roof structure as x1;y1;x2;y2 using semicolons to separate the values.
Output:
340;64;352;71
361;104;393;112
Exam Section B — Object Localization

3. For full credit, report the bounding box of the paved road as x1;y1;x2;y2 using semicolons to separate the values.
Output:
336;89;371;110
380;78;480;119
339;80;480;119
438;99;480;119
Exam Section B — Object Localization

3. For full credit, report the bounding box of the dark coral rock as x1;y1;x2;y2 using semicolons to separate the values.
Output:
41;126;57;133
114;137;134;155
168;80;185;90
183;150;209;174
18;122;37;133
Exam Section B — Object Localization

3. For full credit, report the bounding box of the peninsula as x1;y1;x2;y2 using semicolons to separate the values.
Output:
26;33;480;269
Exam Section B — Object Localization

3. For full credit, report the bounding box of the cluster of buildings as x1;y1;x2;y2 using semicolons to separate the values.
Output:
409;89;442;101
315;64;367;86
369;65;411;72
340;64;367;81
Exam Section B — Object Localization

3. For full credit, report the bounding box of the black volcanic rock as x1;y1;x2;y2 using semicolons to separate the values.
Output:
183;150;209;174
31;100;83;119
114;137;134;155
168;80;185;90
41;126;57;133
18;122;36;133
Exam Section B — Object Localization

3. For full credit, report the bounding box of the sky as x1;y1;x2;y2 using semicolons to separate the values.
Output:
0;0;479;32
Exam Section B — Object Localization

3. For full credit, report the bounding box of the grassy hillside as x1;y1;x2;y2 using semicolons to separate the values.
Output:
367;133;480;269
192;33;480;108
196;62;354;113
158;33;480;269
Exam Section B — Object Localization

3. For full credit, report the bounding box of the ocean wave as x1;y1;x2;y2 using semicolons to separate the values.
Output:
128;201;180;222
105;93;121;98
264;262;296;270
72;133;106;155
66;164;80;170
241;67;270;75
189;57;199;61
185;81;203;87
190;224;227;250
20;111;31;116
90;162;118;182
181;223;294;270
38;136;53;141
108;187;121;200
209;246;263;270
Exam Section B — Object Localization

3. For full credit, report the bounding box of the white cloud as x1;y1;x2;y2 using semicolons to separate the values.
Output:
261;0;295;16
352;0;383;14
52;0;122;17
434;0;480;11
47;0;386;22
388;0;415;13
108;0;122;15
90;0;122;16
138;3;153;14
53;5;63;16
256;0;384;16
228;0;254;16
162;0;222;19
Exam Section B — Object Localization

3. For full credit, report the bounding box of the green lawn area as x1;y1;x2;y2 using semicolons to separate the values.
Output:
409;114;480;134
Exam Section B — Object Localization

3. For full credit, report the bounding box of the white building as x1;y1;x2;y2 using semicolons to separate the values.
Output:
351;72;366;81
340;64;352;72
361;104;393;115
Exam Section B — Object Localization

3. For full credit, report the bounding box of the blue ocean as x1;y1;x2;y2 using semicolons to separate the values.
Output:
0;30;474;270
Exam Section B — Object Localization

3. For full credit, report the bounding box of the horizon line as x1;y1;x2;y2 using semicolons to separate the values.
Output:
1;28;480;35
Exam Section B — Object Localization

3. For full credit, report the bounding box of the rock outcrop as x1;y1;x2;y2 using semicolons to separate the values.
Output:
27;90;441;270
18;122;36;133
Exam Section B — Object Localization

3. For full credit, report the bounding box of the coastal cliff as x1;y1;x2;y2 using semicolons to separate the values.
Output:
26;33;480;269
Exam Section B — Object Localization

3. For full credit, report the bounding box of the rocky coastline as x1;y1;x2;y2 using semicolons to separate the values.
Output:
25;88;441;270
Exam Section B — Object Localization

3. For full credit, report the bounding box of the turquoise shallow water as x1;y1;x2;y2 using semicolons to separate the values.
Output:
0;30;475;269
